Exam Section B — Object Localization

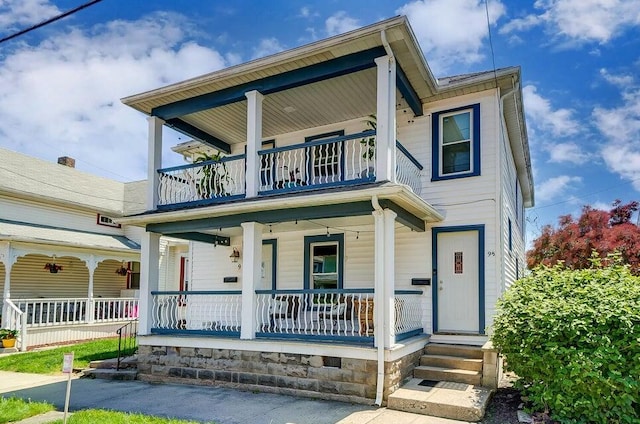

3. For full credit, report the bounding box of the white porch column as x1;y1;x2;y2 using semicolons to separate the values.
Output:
245;90;264;198
139;231;161;335
147;116;164;210
375;55;397;183
373;210;385;348
240;221;264;339
0;242;16;328
383;209;397;348
84;255;98;324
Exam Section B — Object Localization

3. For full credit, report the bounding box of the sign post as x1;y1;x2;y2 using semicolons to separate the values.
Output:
62;352;74;424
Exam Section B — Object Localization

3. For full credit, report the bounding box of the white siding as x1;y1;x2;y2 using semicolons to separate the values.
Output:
0;196;125;236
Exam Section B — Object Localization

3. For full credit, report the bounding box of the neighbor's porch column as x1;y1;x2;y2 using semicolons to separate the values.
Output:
245;90;264;198
81;255;99;323
0;242;15;328
139;231;161;335
240;221;264;339
375;55;397;183
147;116;164;210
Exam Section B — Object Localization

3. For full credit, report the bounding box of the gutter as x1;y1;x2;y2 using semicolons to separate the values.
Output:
371;194;385;406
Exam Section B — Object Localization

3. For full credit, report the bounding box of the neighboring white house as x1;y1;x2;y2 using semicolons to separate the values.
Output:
119;16;532;410
0;149;187;350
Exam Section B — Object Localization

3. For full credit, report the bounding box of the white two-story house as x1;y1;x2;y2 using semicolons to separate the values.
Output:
120;16;532;410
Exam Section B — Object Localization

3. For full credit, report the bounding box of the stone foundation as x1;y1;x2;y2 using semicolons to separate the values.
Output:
137;344;423;404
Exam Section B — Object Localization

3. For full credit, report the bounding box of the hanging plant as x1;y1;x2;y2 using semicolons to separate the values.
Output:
44;263;63;273
115;266;129;276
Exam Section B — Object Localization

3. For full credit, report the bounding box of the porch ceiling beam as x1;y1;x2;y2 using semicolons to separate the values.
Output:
165;118;231;154
151;47;387;120
164;232;230;246
396;64;423;117
378;199;425;232
146;199;425;233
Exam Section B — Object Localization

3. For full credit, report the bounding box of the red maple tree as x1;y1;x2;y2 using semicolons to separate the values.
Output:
527;200;640;274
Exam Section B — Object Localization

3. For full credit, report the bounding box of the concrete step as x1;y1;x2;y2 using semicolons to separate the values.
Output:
388;378;493;422
414;366;481;386
424;343;483;359
420;354;483;371
89;356;137;369
83;368;137;381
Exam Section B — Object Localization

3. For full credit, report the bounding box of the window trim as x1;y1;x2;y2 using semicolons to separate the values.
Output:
303;233;344;290
431;104;481;181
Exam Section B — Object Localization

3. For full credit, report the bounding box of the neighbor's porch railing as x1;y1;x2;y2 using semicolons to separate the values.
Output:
156;154;246;207
258;130;377;193
11;297;139;327
150;291;242;336
4;300;27;351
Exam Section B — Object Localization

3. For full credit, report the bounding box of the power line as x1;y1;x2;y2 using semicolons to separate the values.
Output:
0;0;103;45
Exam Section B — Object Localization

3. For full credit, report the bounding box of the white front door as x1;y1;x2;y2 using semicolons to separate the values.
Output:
436;230;480;333
261;242;274;289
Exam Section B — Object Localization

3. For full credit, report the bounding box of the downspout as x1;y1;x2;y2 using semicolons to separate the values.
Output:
499;79;517;295
371;195;385;406
381;29;393;58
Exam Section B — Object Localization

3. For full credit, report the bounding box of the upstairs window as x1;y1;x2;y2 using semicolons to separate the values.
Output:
432;104;480;180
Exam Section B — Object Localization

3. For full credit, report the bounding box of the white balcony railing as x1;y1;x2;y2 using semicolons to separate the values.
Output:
393;290;424;339
258;131;376;192
157;154;246;206
396;141;423;195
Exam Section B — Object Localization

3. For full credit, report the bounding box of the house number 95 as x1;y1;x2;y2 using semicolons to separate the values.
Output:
487;251;496;256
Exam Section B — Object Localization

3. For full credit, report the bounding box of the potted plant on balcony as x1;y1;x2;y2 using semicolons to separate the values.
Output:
360;114;376;179
194;152;233;198
0;328;18;348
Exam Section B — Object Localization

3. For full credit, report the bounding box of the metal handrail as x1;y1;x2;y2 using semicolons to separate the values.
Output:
116;320;138;371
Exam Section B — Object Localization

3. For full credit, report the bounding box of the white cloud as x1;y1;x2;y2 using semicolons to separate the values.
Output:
523;85;580;137
251;37;285;60
594;70;640;190
325;11;360;36
0;0;60;31
546;142;590;165
501;0;640;45
0;12;227;181
397;0;506;75
299;7;318;19
537;175;582;201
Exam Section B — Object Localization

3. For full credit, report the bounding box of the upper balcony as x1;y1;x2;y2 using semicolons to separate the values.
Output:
155;130;423;210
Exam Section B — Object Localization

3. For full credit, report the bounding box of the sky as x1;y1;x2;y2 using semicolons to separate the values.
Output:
1;0;640;247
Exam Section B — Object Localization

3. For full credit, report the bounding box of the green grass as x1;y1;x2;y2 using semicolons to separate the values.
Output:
51;410;211;423
0;338;135;374
0;397;54;423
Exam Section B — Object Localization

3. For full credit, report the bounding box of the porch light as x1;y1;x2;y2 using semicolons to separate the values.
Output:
230;247;240;263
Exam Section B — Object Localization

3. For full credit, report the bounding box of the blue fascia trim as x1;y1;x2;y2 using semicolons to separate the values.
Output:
151;328;241;338
158;154;246;174
156;194;246;211
255;332;374;345
431;225;485;334
395;140;424;170
396;64;423;117
303;233;345;290
258;178;374;196
255;288;374;295
262;239;277;291
395;329;423;342
162;232;230;245
151;290;242;295
165;118;231;154
431;103;481;182
152;47;386;119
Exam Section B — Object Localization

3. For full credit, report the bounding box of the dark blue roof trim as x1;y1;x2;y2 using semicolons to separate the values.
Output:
396;64;422;116
165;118;231;154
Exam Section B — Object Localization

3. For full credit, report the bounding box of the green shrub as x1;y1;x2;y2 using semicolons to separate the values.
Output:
491;256;640;423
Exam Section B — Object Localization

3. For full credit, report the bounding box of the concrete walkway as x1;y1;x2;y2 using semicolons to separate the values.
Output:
0;371;467;424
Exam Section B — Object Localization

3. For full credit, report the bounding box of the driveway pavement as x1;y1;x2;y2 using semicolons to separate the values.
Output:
0;371;465;424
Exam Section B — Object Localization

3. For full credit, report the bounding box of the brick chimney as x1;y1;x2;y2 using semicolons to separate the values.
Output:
57;156;75;168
